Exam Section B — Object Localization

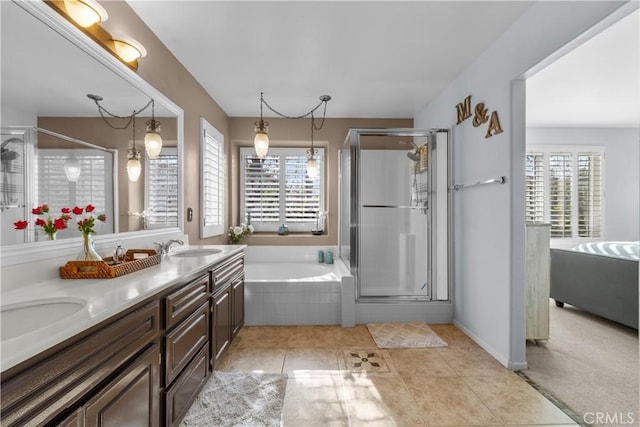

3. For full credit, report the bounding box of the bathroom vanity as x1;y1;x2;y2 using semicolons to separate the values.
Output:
0;245;245;427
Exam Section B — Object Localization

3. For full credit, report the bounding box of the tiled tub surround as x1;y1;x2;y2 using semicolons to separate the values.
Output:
0;244;245;372
243;246;355;327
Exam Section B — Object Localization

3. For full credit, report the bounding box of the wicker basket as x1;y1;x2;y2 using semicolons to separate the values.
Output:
59;249;160;279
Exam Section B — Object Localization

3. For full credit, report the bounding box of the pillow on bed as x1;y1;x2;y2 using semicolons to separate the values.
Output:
572;241;639;261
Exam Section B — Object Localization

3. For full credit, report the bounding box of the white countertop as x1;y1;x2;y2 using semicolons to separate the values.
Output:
0;245;245;373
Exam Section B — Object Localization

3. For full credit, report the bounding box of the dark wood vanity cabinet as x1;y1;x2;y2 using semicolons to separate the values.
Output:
209;252;244;369
0;250;245;427
0;301;161;426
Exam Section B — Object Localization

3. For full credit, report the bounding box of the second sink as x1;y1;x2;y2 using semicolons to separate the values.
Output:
1;298;86;341
169;249;222;258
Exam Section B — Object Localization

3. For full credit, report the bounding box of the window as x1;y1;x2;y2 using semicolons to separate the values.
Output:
200;119;225;238
240;147;324;232
525;146;603;239
145;147;178;229
37;148;114;240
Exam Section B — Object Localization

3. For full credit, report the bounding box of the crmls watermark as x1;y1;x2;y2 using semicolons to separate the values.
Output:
583;412;636;425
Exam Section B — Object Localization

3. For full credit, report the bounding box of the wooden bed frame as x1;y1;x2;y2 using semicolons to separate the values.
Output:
550;249;638;329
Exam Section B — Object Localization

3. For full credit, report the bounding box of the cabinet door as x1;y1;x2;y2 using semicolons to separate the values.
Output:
231;277;245;338
211;286;231;368
84;344;161;427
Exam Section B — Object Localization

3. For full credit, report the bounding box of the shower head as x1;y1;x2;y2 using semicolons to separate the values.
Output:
407;151;420;162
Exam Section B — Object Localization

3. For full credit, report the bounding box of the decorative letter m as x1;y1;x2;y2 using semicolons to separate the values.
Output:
455;95;472;124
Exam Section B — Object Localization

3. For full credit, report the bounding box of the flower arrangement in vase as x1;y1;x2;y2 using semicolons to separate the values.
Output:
228;223;254;244
13;204;71;240
72;204;107;261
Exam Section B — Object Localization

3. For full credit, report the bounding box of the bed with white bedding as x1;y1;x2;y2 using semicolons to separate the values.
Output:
550;241;639;329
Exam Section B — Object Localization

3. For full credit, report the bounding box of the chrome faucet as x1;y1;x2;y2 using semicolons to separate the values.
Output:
154;239;184;256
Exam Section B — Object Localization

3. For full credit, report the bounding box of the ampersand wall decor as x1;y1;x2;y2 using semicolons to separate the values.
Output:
455;95;504;139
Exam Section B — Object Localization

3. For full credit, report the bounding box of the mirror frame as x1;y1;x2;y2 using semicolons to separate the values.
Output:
1;0;184;266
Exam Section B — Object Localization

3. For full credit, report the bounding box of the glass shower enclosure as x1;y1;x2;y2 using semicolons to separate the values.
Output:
339;128;451;302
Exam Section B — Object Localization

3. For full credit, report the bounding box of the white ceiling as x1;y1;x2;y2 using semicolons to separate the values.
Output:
126;1;534;119
526;9;640;128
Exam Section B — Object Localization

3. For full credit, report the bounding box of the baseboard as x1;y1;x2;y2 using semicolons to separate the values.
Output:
453;320;519;370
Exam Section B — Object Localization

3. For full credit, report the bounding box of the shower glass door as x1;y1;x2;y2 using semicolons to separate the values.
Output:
339;128;450;302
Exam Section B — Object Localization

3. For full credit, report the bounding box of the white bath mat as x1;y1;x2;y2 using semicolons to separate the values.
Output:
366;322;448;349
180;371;287;427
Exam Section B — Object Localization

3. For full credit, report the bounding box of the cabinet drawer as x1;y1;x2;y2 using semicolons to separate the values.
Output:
165;302;209;385
210;252;244;293
165;275;209;329
1;301;160;426
165;345;209;427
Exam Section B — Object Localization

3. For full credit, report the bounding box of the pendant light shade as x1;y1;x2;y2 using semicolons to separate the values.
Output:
144;119;162;159
64;155;81;182
306;156;319;179
126;148;142;182
254;120;269;159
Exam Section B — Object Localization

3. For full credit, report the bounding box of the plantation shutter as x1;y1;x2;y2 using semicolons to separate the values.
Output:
525;153;544;223
201;119;225;238
145;148;178;228
577;152;602;238
525;147;604;240
37;149;113;240
284;154;322;224
548;153;573;238
240;147;324;232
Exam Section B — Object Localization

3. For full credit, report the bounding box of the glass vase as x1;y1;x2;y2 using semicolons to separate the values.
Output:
79;233;102;261
46;232;57;240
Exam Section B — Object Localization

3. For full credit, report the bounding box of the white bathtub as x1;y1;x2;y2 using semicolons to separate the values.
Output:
245;262;339;281
243;260;345;326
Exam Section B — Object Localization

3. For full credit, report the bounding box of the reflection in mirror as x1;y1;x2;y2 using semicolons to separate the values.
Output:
1;1;182;249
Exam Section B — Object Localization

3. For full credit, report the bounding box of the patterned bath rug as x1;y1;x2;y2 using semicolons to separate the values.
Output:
366;322;448;349
180;371;288;427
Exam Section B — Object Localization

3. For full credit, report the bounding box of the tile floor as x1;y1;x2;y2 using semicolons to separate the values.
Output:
217;324;578;426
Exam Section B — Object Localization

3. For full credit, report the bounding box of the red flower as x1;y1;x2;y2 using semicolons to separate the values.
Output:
14;220;28;230
85;204;95;213
61;207;71;214
35;218;46;227
54;218;67;230
97;214;107;222
72;206;84;215
32;206;43;215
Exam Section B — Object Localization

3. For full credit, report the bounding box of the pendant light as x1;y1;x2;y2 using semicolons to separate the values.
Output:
254;92;269;159
306;114;319;179
144;100;162;159
127;114;142;182
64;154;81;182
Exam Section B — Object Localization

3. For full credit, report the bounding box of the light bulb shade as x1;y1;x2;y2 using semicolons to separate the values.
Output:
144;120;162;159
254;120;269;159
127;158;142;182
63;0;108;27
112;35;147;63
64;155;81;182
306;157;319;179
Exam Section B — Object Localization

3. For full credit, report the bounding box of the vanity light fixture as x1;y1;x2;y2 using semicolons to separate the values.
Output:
111;34;147;63
127;115;142;182
254;92;331;160
62;0;108;28
64;154;81;182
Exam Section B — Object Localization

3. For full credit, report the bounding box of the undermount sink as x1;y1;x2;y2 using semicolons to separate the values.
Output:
1;299;86;341
169;249;223;258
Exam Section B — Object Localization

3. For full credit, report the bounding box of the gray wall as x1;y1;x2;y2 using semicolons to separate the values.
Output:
527;127;639;242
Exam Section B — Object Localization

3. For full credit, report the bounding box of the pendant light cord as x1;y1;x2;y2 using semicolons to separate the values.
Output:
261;94;330;131
88;95;155;130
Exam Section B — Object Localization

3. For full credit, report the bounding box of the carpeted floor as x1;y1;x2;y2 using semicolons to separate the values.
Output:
180;371;288;427
525;299;639;426
366;322;448;348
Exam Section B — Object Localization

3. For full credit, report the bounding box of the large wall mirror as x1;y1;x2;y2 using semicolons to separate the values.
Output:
0;1;184;259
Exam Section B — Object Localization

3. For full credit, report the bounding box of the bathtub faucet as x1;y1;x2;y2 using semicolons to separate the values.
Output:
154;239;184;256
